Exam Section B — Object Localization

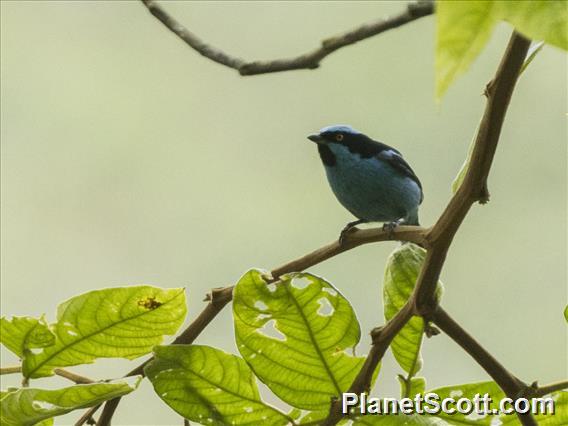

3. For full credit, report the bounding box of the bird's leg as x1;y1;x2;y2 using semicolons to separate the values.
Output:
339;219;366;245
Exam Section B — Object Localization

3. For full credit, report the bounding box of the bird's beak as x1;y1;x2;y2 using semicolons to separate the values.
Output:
307;133;323;143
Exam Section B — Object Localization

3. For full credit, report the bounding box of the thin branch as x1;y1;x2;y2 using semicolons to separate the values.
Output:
433;307;525;397
433;307;536;426
0;365;94;385
91;226;426;426
530;380;568;398
54;368;95;385
322;302;414;425
0;365;22;375
140;0;434;75
323;31;533;426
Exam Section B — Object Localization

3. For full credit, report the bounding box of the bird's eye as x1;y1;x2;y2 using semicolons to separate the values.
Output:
335;134;344;141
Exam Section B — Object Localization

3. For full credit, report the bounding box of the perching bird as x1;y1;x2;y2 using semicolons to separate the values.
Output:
307;125;423;243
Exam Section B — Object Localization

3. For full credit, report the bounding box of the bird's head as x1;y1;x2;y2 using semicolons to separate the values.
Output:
308;125;378;166
307;125;362;146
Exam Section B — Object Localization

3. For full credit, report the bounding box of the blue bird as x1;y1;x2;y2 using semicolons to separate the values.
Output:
307;125;423;243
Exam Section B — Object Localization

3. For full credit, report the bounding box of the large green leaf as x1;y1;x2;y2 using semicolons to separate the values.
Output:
145;344;291;426
436;1;567;99
1;316;55;357
233;270;369;411
23;286;186;378
0;377;141;426
436;1;497;98
383;244;443;383
498;1;567;51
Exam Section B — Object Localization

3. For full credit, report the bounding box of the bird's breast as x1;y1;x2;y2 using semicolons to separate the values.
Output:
323;151;421;222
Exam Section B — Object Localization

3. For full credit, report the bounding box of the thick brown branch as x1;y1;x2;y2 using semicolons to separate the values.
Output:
141;0;434;75
323;31;533;426
414;32;532;311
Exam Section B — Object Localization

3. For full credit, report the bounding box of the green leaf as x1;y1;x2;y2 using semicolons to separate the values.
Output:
427;381;566;425
497;1;567;51
398;375;426;399
1;316;55;358
564;305;567;323
436;1;498;99
23;286;186;378
0;377;141;426
383;244;443;378
145;344;291;426
436;1;567;99
233;269;370;411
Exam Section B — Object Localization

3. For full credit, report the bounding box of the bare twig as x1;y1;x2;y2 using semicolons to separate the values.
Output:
140;0;434;75
53;368;95;385
0;365;22;375
0;365;94;385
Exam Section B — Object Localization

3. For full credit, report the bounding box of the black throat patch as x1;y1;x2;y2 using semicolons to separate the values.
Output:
317;144;336;166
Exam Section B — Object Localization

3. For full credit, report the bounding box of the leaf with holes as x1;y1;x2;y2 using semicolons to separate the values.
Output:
22;286;186;378
145;345;291;426
1;316;55;357
233;269;371;411
384;244;443;381
0;377;141;426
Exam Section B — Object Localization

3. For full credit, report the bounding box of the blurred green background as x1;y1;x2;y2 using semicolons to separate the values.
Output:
1;1;566;424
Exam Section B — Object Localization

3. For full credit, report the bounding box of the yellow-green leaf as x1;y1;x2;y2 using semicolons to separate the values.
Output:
22;286;186;378
1;316;55;358
436;1;498;99
0;377;141;426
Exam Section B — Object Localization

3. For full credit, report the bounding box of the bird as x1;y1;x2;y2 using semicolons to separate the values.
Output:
307;125;423;244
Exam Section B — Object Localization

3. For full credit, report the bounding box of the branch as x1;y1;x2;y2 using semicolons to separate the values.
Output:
140;0;434;75
433;307;537;426
322;302;415;426
323;31;533;426
530;380;568;398
433;307;526;397
91;226;426;425
0;365;94;385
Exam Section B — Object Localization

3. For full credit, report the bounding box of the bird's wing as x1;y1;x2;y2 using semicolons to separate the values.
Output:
377;149;424;203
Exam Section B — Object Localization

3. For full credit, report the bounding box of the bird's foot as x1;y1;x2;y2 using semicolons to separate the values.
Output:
382;220;400;238
338;220;365;246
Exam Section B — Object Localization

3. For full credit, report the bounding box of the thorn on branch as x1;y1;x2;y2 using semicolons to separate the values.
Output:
424;323;440;338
